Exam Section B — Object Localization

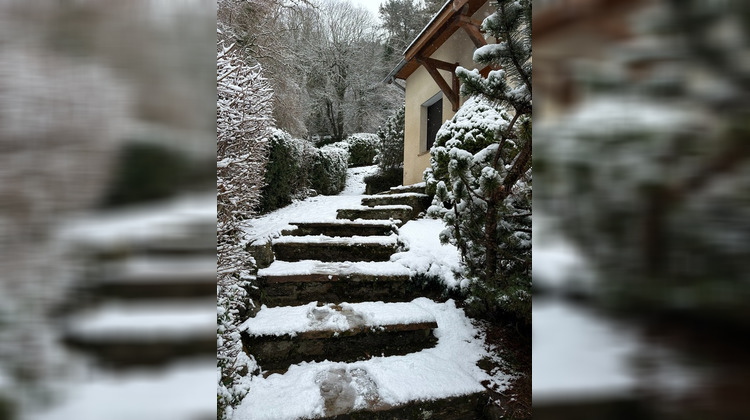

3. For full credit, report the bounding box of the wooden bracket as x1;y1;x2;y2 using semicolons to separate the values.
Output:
417;57;460;111
456;14;487;48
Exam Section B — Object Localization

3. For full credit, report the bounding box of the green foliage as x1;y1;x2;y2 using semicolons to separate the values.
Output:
345;133;379;167
311;145;349;194
375;106;405;172
364;167;404;194
260;129;314;212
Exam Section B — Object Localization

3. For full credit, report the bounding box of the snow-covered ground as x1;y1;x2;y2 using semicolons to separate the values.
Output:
28;361;216;420
532;211;698;405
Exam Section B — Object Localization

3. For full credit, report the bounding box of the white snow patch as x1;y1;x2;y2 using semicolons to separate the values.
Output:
241;300;436;337
532;213;595;294
104;256;216;283
390;218;464;289
28;361;215;420
341;165;379;195
57;193;215;249
233;299;494;420
532;300;640;402
272;235;399;246
258;260;411;278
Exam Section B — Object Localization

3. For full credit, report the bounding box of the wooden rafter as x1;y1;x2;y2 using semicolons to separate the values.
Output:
458;16;487;48
417;57;460;111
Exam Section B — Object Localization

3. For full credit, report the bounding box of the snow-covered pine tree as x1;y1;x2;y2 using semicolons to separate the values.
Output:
216;24;272;419
425;0;531;323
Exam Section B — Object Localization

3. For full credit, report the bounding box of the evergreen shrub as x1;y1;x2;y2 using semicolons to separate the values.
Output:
311;145;349;195
345;133;379;167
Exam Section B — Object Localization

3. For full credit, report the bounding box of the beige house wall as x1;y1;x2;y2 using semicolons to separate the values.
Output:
402;3;493;185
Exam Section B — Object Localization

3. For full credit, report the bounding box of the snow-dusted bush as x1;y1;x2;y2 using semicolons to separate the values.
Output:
311;145;349;195
259;128;316;212
375;106;405;173
425;0;531;323
344;132;379;167
260;129;348;210
217;24;271;419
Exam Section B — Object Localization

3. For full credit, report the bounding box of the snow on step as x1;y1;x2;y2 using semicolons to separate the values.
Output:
63;300;215;367
65;300;215;340
272;235;398;245
284;220;400;237
242;301;439;372
241;300;435;337
386;182;426;194
232;298;496;420
96;256;217;300
258;260;411;280
362;193;428;200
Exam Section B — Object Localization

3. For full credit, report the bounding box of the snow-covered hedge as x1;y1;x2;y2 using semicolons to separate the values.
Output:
217;25;270;419
260;129;315;212
344;132;379;167
260;129;349;211
311;145;349;195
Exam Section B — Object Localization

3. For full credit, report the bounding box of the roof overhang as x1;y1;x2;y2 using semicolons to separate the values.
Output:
385;0;488;82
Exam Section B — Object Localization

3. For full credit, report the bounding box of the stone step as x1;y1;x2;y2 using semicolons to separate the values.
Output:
241;301;438;372
95;256;216;300
283;220;400;237
337;205;414;223
272;235;400;262
62;300;215;368
384;182;427;195
360;193;431;218
252;260;418;307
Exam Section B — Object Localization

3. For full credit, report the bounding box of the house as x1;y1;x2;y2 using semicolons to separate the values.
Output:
384;0;495;186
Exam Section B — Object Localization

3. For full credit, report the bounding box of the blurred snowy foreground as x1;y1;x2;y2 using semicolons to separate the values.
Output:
25;193;217;420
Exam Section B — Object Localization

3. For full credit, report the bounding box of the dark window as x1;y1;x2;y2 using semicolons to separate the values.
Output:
425;98;442;152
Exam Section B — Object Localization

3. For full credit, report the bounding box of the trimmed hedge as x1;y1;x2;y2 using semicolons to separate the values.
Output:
311;146;348;195
260;129;348;213
345;133;379;167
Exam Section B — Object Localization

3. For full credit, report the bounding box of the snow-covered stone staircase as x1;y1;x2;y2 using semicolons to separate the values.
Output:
240;184;491;419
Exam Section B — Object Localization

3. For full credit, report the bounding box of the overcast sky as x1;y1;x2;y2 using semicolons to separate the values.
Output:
349;0;382;19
